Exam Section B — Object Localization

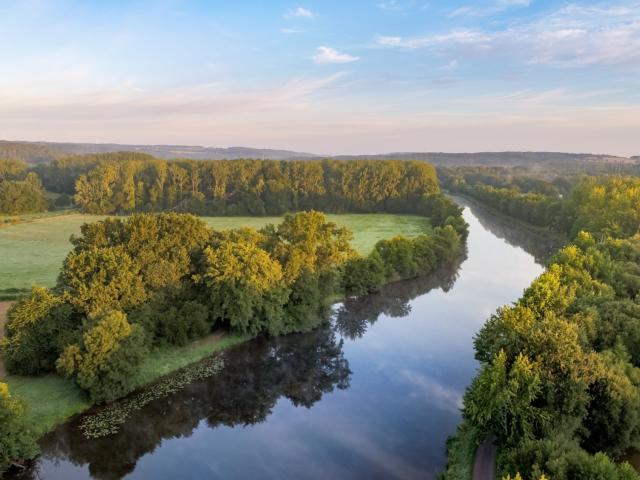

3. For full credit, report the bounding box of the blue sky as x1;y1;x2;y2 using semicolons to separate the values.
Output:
0;0;639;155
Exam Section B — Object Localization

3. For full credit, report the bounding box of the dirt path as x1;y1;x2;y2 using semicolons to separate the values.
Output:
0;301;11;379
473;437;496;480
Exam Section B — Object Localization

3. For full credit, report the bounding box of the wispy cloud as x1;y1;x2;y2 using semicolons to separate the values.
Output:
376;0;416;11
312;46;359;64
379;2;640;68
449;0;531;17
285;7;313;19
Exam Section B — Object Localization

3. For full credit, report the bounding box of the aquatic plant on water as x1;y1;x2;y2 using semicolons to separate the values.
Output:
79;356;224;439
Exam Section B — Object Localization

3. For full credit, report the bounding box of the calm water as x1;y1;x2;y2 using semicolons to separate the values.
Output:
14;203;557;480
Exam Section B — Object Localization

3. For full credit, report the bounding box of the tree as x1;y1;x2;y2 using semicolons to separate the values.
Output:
57;311;147;403
0;382;38;472
262;211;356;284
2;287;75;375
464;350;548;446
194;236;288;335
342;252;386;296
59;246;147;317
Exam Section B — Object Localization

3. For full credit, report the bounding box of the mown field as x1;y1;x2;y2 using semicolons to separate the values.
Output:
0;213;431;299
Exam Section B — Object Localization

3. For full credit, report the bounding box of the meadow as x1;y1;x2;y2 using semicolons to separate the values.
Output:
0;212;431;299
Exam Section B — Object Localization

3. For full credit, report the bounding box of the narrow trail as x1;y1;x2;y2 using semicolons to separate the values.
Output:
473;437;496;480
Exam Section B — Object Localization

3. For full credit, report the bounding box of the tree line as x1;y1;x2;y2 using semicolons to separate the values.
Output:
34;154;440;215
1;188;468;472
443;173;640;479
444;168;640;240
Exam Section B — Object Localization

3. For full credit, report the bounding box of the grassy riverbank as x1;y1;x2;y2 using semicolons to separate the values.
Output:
0;213;431;299
5;332;249;436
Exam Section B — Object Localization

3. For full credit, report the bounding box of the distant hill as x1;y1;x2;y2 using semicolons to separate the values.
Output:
1;140;636;167
333;151;634;166
0;140;316;164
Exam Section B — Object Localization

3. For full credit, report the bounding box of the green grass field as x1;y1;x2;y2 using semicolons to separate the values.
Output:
0;213;431;298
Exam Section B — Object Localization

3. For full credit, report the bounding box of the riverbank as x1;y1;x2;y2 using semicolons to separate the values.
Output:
447;192;566;242
5;332;249;436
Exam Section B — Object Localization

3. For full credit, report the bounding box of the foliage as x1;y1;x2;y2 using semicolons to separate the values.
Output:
0;159;50;214
261;210;357;283
194;232;288;336
59;245;148;317
0;212;432;297
342;252;386;296
0;383;39;472
458;227;640;476
439;422;482;480
465;350;547;446
67;156;439;215
70;212;210;290
0;156;467;472
2;286;75;374
57;311;148;403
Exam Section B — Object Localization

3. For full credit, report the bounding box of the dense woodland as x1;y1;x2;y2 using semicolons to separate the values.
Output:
442;169;640;479
0;158;467;472
441;166;640;239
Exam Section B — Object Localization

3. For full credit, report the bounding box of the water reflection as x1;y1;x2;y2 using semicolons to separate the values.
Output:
451;195;564;264
335;259;464;340
23;327;350;480
11;205;548;479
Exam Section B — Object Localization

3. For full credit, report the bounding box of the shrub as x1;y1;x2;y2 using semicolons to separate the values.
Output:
2;287;76;375
57;311;148;403
342;252;386;296
0;382;38;472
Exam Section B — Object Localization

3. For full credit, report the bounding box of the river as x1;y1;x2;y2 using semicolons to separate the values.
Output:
12;201;559;480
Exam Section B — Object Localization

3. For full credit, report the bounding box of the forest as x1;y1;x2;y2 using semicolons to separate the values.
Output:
442;168;640;479
0;157;467;473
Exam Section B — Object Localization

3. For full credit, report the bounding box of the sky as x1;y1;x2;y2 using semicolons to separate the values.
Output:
0;0;639;156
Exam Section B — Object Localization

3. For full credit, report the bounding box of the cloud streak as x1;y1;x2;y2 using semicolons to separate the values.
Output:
379;2;640;68
285;7;313;18
312;46;359;64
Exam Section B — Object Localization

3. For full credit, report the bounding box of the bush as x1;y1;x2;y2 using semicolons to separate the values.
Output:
57;311;148;403
342;252;386;296
374;236;419;280
0;382;38;473
277;269;332;335
2;287;76;375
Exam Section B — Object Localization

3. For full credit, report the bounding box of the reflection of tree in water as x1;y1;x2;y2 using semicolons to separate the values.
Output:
334;256;465;340
452;195;564;265
20;326;350;480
